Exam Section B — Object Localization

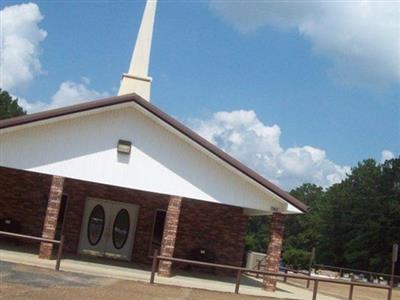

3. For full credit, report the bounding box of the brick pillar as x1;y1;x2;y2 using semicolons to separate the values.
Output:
263;212;286;292
38;176;64;259
158;196;182;277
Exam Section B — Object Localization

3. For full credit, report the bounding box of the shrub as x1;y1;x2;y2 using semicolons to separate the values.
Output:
283;248;311;269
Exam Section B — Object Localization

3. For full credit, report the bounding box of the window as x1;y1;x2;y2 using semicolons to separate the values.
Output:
87;204;106;246
112;209;130;249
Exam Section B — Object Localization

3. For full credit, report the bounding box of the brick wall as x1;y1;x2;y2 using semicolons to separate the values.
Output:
63;181;249;268
0;167;51;238
0;167;249;270
175;199;249;268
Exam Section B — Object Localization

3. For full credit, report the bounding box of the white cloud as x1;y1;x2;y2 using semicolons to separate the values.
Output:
16;95;47;113
209;1;400;87
189;110;350;190
0;3;47;92
50;78;109;109
19;78;109;113
381;150;395;163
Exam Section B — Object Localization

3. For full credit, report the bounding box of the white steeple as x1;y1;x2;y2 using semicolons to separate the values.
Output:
118;0;157;100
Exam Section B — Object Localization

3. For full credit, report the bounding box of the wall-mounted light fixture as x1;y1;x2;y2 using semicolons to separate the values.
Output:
117;139;132;154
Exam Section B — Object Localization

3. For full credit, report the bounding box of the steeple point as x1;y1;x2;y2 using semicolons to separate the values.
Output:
118;0;157;101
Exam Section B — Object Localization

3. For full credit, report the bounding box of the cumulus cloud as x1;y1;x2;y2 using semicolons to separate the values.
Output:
190;110;350;190
209;1;400;87
19;78;109;113
16;95;47;113
50;77;109;109
381;150;395;163
0;3;47;92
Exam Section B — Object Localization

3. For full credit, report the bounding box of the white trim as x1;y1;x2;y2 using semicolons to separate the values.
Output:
0;103;134;135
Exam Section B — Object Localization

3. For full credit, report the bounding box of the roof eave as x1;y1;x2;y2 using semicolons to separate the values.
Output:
0;93;309;213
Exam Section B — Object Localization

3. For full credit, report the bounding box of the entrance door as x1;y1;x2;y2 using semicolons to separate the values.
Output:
78;198;139;261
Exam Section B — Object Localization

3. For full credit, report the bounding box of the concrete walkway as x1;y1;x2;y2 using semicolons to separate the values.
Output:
0;248;339;300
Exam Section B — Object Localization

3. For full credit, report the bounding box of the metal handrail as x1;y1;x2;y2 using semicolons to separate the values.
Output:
314;263;400;280
150;250;393;300
254;254;268;269
0;230;64;271
251;254;269;278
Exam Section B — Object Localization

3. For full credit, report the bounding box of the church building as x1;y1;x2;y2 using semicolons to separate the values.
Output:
0;0;307;292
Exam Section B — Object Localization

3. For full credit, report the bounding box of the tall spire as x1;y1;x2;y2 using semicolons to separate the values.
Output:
118;0;157;101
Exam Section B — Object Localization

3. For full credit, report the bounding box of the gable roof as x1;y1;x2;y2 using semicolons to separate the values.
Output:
0;93;308;212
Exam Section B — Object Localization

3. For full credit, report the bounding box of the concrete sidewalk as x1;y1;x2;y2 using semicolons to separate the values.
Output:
0;248;339;300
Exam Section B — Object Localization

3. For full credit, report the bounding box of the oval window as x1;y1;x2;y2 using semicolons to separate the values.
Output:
113;209;130;249
87;204;105;246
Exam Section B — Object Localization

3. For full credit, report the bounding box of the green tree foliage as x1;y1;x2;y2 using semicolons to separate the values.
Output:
283;248;311;269
245;216;271;253
0;89;26;120
318;159;400;272
246;157;400;273
285;184;324;251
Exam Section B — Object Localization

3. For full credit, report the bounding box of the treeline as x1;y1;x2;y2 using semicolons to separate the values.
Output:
245;158;400;273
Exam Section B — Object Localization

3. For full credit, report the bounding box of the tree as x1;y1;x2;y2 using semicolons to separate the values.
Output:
0;89;26;120
283;184;324;268
245;215;271;253
245;157;400;274
285;184;324;251
318;159;399;272
283;248;311;269
311;158;399;273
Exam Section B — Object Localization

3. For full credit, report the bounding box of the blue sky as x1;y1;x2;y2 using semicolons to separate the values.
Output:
1;1;399;189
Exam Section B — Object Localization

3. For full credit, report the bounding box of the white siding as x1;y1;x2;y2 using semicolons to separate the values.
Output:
0;106;288;212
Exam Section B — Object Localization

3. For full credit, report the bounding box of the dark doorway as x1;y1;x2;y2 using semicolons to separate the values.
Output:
55;194;68;240
149;210;166;254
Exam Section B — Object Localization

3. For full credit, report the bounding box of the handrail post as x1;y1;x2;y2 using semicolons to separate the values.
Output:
312;280;319;300
150;249;159;284
348;284;354;300
306;269;311;288
307;247;315;288
55;235;64;271
387;288;392;300
235;269;242;294
387;284;392;300
257;260;261;278
284;269;288;283
389;243;397;300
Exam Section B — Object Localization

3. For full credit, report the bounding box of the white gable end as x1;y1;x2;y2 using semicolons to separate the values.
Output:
0;105;288;213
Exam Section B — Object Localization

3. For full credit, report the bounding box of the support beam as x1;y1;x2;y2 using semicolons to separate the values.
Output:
158;195;182;277
39;176;64;259
263;212;286;291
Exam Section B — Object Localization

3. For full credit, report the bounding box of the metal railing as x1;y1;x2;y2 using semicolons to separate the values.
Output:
314;263;400;282
149;249;393;300
0;230;64;271
254;255;268;278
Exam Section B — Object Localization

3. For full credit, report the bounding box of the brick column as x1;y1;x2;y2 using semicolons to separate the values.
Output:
263;212;286;292
158;196;182;277
39;176;65;259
